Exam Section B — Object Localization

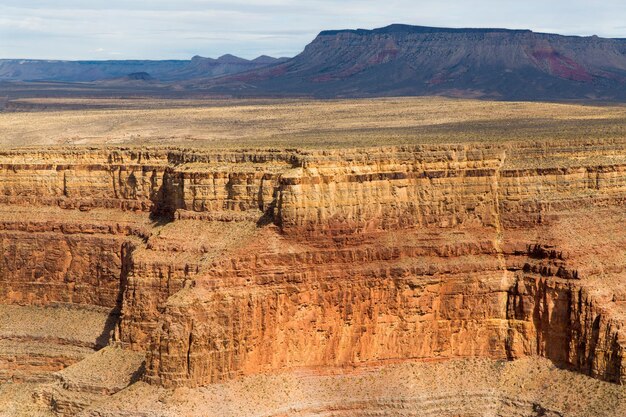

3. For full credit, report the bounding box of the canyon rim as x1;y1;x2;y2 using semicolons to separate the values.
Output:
0;97;625;416
1;13;626;417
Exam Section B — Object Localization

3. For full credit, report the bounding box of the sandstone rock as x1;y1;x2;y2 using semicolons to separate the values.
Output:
0;141;624;403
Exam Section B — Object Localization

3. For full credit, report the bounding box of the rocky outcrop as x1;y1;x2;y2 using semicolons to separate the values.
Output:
0;140;625;396
0;305;115;383
507;275;625;383
192;24;626;100
35;346;145;417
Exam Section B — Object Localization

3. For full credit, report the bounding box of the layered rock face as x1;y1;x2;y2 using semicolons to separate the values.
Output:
0;141;625;397
196;24;626;100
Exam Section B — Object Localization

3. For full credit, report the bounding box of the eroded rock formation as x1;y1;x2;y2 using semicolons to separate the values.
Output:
0;140;625;411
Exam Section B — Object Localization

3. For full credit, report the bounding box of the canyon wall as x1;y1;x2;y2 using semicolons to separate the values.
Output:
1;140;625;389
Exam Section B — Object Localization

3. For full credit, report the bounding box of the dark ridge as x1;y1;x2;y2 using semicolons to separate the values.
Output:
75;60;188;65
252;55;283;64
216;54;249;64
319;24;534;36
126;72;153;81
317;23;619;40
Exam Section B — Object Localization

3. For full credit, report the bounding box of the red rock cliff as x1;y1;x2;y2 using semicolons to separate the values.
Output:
0;141;624;388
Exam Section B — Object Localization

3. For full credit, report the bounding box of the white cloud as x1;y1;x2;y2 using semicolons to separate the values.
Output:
0;0;624;60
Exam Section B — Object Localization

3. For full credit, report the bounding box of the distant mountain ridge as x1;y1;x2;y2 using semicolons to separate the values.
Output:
163;55;288;81
3;24;626;101
0;54;288;82
192;24;626;100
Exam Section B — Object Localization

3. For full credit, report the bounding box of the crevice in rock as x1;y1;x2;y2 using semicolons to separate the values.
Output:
149;168;182;224
505;262;624;384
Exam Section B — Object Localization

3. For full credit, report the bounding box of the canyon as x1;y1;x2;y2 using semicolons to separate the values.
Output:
0;131;625;415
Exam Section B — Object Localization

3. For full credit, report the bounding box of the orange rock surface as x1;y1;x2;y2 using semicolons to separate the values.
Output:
0;140;625;400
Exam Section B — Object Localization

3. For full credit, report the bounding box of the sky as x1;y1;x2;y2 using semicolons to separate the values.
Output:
1;0;626;60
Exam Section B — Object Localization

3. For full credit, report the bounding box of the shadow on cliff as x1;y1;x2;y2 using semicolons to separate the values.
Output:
149;169;180;226
149;210;175;226
256;208;276;228
95;241;135;349
256;198;277;228
95;310;121;348
129;360;147;383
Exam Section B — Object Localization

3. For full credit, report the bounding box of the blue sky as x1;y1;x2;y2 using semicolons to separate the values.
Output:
1;0;625;60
